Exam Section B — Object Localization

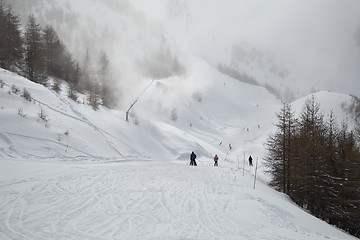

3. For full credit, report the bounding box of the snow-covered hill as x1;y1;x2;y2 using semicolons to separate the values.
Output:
292;91;359;130
1;0;359;238
0;67;358;239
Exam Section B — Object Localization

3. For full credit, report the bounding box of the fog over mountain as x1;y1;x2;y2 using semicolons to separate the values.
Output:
135;0;360;97
7;0;360;103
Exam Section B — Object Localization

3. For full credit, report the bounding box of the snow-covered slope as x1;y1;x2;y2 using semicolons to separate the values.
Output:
0;68;358;239
0;61;279;162
2;159;357;240
0;68;216;161
1;0;359;238
292;91;358;130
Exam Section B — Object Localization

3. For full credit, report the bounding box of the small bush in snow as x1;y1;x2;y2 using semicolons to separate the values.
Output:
17;108;27;117
67;87;78;102
0;79;4;88
38;107;48;122
21;88;32;102
11;85;20;95
51;78;61;93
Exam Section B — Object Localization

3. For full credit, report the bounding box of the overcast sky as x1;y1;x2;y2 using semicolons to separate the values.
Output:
132;0;360;97
8;0;359;98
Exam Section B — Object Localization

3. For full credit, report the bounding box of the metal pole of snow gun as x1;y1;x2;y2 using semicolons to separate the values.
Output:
126;79;155;122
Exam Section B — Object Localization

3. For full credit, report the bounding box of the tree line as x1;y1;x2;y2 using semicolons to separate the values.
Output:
265;95;360;237
0;0;118;109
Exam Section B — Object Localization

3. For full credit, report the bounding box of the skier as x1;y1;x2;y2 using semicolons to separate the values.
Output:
249;155;253;166
190;151;197;166
214;154;219;166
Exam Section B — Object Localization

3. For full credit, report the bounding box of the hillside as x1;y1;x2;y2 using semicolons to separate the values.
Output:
0;61;280;163
1;0;359;238
0;67;358;239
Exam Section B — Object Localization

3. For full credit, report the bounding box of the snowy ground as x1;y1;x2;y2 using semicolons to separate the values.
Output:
0;158;356;240
0;66;358;239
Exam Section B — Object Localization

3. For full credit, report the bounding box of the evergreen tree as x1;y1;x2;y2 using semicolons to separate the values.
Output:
61;50;75;83
297;95;326;213
265;96;360;237
0;1;23;71
43;25;61;76
335;125;360;236
87;76;101;110
81;49;100;109
71;61;81;91
24;15;45;83
80;48;91;91
67;62;80;102
97;51;118;108
265;102;296;194
356;121;360;144
43;24;80;90
318;111;340;220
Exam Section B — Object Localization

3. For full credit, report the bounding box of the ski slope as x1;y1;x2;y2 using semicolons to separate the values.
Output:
1;0;359;238
0;159;356;240
0;67;358;239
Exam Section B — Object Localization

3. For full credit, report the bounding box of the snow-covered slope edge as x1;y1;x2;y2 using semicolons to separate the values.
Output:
0;68;218;162
291;91;359;130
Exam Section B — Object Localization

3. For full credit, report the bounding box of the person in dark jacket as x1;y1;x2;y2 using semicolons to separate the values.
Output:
249;155;253;166
214;154;219;166
190;151;197;166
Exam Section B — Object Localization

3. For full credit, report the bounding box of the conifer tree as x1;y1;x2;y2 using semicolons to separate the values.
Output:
24;15;45;83
335;125;360;236
265;97;360;237
43;25;61;76
297;95;326;213
265;102;296;194
356;121;360;144
0;1;23;71
80;48;91;91
98;51;118;108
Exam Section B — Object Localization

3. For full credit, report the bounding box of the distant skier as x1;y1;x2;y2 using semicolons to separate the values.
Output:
214;154;219;166
249;155;253;166
190;151;197;166
229;143;232;150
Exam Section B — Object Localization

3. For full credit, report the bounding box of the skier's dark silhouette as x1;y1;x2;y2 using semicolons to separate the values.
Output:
190;151;197;166
249;155;253;166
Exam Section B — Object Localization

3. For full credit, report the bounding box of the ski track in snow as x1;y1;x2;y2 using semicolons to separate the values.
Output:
0;63;356;240
0;79;146;160
0;161;350;240
39;91;126;159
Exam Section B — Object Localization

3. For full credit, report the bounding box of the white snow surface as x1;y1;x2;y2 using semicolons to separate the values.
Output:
0;67;357;239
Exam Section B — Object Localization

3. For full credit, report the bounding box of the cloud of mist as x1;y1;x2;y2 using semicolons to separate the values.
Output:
6;0;360;117
133;0;360;98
